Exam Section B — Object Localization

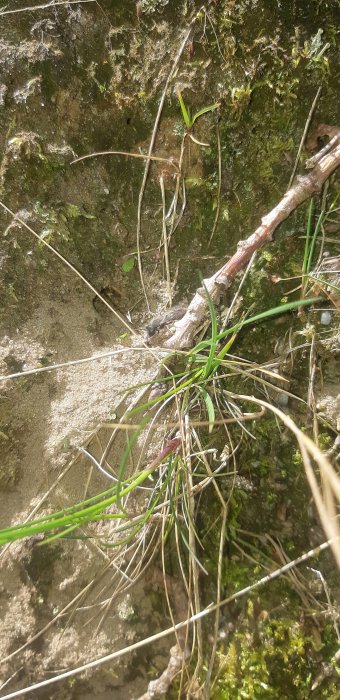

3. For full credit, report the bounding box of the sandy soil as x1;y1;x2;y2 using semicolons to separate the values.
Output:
0;268;173;698
0;3;182;694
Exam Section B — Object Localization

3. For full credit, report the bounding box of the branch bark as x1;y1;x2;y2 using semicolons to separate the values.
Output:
164;127;340;350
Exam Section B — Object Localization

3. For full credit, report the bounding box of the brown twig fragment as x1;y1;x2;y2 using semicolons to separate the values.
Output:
164;127;340;350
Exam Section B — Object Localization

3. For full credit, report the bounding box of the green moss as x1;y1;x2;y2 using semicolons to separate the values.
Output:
212;616;338;699
317;433;333;451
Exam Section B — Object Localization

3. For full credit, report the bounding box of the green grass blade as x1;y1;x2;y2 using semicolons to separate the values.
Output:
216;330;239;361
177;89;192;128
42;523;80;544
0;465;159;546
309;276;340;293
306;210;324;273
200;281;218;378
197;386;215;433
128;370;202;417
105;462;175;549
190;296;323;354
302;199;314;276
115;415;151;508
191;102;220;125
0;483;122;533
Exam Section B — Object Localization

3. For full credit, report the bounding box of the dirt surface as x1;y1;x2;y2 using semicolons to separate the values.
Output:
0;274;163;698
0;2;186;695
0;1;339;699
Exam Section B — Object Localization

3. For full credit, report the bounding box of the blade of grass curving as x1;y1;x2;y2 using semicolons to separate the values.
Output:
216;331;238;362
98;465;172;548
177;90;192;129
128;370;203;417
197;386;215;434
0;461;168;546
115;415;151;510
42;524;81;545
0;496;126;545
169;459;191;545
306;180;339;275
214;306;260;367
98;514;149;544
72;150;179;170
188;134;210;147
177;519;207;572
309;276;340;293
0;456;163;535
0;483;122;532
191;102;220;126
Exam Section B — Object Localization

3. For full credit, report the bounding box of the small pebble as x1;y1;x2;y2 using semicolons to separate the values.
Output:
320;311;332;325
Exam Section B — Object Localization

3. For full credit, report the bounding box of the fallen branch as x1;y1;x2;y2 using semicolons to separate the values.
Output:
164;126;340;350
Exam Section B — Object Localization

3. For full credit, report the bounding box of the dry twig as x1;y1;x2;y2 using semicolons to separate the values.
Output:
164;127;340;350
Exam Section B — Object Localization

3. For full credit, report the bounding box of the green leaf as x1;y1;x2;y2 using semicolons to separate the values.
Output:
191;102;220;126
302;199;313;276
197;386;215;434
191;296;323;355
177;89;192;129
122;257;135;273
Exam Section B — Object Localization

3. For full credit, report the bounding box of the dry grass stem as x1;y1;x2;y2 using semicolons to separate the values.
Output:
288;85;322;189
208;121;222;245
227;392;340;567
160;175;172;306
71;151;179;170
0;0;95;16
